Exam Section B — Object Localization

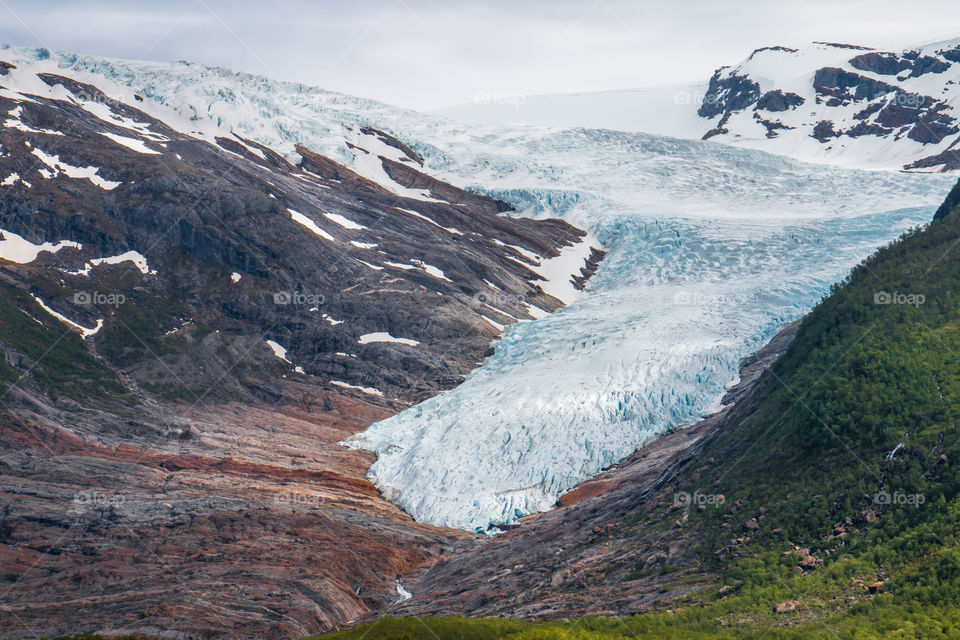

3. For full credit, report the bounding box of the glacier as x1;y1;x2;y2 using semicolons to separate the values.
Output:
4;46;955;532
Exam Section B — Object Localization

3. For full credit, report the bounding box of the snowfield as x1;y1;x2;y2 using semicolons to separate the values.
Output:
3;45;954;531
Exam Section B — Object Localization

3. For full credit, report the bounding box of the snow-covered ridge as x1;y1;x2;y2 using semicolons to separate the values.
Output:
438;38;960;173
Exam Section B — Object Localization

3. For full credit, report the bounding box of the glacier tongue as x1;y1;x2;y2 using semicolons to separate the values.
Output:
9;46;954;532
342;132;954;533
346;206;944;532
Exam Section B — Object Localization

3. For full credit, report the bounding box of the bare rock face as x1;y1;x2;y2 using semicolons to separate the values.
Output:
756;90;805;113
0;65;602;638
0;398;472;639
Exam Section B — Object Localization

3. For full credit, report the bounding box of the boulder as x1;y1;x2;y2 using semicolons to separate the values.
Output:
774;600;800;613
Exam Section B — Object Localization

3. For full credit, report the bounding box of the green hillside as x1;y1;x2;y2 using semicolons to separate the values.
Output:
321;185;960;639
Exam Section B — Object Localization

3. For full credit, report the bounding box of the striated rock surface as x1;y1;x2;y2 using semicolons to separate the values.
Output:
0;59;601;639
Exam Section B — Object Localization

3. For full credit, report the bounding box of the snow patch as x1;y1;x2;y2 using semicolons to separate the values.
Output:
0;229;80;264
394;207;463;235
331;380;385;397
356;259;384;271
265;340;291;362
31;295;102;339
99;131;162;155
323;212;366;230
394;580;412;603
358;332;419;347
30;148;120;190
288;208;335;242
411;259;451;282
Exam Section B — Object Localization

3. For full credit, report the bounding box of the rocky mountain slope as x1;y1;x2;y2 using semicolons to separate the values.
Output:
340;178;960;639
441;38;960;173
0;57;601;639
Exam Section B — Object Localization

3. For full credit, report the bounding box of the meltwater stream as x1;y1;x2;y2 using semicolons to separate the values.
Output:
26;47;954;532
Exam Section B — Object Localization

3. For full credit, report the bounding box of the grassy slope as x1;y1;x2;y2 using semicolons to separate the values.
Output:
0;280;129;405
321;187;960;639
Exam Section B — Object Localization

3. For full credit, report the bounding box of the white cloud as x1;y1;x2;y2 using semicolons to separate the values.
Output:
0;0;958;110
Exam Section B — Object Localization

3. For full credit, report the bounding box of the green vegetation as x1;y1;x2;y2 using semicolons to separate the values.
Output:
0;281;127;404
316;615;807;639
672;186;960;635
321;190;960;639
96;289;188;367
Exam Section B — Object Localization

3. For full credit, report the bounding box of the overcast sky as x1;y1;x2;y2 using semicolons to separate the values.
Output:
2;1;959;110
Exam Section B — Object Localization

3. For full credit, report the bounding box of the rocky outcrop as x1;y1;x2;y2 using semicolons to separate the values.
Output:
698;72;760;120
933;178;960;219
694;40;960;171
849;51;951;78
908;148;960;173
756;90;804;112
0;390;472;638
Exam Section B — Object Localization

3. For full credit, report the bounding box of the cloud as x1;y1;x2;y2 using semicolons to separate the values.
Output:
1;0;958;110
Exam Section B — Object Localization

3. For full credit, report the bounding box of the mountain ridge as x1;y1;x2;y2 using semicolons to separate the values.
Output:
440;37;960;173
